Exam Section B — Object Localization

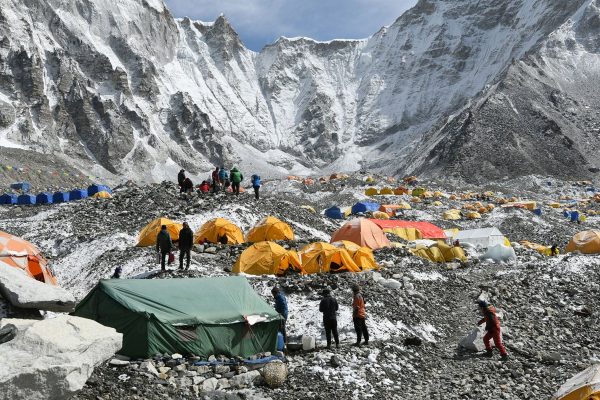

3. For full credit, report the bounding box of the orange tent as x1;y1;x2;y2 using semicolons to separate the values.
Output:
0;231;57;285
566;230;600;254
330;218;390;250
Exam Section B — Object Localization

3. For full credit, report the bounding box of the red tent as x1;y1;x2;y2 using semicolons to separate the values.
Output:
369;220;446;239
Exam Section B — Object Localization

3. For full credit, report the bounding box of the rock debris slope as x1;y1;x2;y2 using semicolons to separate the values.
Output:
0;0;599;181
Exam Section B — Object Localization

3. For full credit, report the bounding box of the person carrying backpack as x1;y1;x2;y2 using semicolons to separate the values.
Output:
177;169;186;193
251;174;261;200
352;284;369;347
218;167;227;184
319;288;339;349
229;167;243;195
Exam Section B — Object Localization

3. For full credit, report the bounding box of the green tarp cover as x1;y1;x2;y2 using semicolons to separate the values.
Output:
74;276;281;358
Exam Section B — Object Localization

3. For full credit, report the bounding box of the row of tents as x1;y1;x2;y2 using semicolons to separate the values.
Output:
0;184;112;205
325;202;413;219
136;216;295;247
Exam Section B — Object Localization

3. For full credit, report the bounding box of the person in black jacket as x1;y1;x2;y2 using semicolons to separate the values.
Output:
178;222;194;270
156;225;173;271
319;288;339;349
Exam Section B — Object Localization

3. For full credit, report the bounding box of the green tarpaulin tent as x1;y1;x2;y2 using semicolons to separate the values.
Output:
73;276;281;358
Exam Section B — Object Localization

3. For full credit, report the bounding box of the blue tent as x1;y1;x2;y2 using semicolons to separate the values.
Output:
325;206;345;219
53;192;70;203
351;202;380;214
570;211;580;222
36;192;54;205
17;194;36;205
87;184;112;196
69;189;88;200
0;194;18;205
10;182;31;192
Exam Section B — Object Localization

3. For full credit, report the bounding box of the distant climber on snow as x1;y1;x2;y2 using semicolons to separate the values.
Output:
156;225;173;271
178;222;193;270
477;300;508;360
352;284;369;347
319;288;339;349
230;167;243;195
177;169;186;193
251;174;261;200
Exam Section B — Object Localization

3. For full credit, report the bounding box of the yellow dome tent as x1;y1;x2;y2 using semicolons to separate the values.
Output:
92;191;112;199
331;240;378;271
300;205;316;213
372;211;390;220
137;217;183;247
246;216;294;243
194;218;244;245
433;201;443;207
443;209;462;220
411;241;466;263
467;211;482;220
299;242;361;274
379;187;394;195
566;230;600;254
364;187;379;196
233;241;302;276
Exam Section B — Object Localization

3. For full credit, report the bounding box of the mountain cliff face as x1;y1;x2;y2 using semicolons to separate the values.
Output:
0;0;598;182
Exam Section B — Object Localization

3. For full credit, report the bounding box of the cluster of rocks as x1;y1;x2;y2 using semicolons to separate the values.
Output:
74;353;287;400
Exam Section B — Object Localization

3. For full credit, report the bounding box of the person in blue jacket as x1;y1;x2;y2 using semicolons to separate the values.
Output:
272;286;288;343
251;174;261;200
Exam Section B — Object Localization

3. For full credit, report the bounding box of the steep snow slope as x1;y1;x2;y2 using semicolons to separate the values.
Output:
0;0;595;182
409;0;600;182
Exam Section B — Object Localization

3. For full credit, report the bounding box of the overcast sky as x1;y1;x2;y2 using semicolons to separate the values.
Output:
164;0;418;51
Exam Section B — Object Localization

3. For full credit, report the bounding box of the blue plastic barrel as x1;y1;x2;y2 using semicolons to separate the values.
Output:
276;332;285;351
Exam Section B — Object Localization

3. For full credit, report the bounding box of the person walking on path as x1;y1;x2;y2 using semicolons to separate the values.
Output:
251;174;261;200
272;287;288;343
477;300;509;360
319;288;339;349
230;167;243;195
178;222;193;270
156;225;173;271
352;284;369;347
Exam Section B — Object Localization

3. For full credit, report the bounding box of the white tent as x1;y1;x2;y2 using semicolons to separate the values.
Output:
454;227;505;248
552;363;600;400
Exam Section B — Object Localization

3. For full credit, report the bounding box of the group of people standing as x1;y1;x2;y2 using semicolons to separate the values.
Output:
156;223;194;271
177;167;262;200
272;284;370;350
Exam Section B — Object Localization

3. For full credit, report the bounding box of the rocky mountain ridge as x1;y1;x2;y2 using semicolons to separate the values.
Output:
0;0;598;183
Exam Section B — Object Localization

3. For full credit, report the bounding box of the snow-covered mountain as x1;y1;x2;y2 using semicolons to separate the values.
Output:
0;0;598;182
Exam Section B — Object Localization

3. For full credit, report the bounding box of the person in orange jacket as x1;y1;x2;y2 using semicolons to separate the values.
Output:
352;284;369;346
477;300;508;360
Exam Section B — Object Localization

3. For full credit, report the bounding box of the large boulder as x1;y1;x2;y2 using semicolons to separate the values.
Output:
459;326;486;352
0;315;122;400
0;266;76;312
